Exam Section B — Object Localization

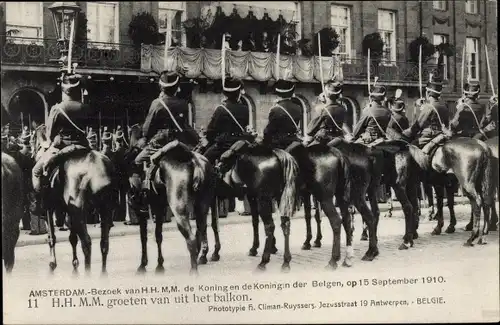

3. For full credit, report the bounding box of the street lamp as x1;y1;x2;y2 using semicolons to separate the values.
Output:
48;2;81;71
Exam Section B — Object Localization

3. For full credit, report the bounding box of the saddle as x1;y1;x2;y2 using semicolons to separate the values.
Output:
42;144;90;177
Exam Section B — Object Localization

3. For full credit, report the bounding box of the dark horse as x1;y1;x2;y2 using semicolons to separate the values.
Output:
409;137;496;245
131;139;217;274
2;153;24;273
32;125;118;274
307;139;420;251
217;141;299;271
287;143;354;268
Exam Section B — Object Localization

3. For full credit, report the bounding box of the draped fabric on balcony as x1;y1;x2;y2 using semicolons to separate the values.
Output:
141;45;343;83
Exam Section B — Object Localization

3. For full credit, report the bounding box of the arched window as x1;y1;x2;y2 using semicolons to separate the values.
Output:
7;87;48;133
339;96;360;130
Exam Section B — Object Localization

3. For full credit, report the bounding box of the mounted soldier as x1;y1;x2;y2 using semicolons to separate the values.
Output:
352;84;392;146
262;71;304;150
31;72;93;210
450;81;485;138
202;74;252;164
304;79;350;146
100;128;113;158
15;126;34;231
386;89;410;141
477;95;498;140
87;127;98;150
403;74;450;161
133;69;200;190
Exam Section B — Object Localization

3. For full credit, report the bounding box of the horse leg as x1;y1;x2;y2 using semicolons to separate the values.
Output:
489;203;498;232
445;183;457;234
69;229;79;274
393;185;415;250
137;212;148;273
431;184;445;235
338;199;354;267
478;201;490;245
76;224;92;273
407;181;420;239
384;189;393;218
99;218;111;275
257;199;275;271
151;201;165;273
196;200;209;265
313;199;323;248
2;226;19;273
210;197;221;262
47;208;58;272
463;188;482;247
301;194;313;250
425;183;435;221
321;199;342;270
170;197;198;274
248;195;260;256
280;215;292;272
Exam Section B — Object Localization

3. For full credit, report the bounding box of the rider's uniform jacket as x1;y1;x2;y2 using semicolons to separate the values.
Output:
205;99;250;144
142;93;199;147
406;97;449;145
307;101;345;138
263;97;303;145
352;101;391;142
387;111;409;133
46;100;90;147
480;101;498;136
450;97;485;137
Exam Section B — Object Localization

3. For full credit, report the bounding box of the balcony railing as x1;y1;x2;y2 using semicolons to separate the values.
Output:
140;46;436;85
1;36;141;70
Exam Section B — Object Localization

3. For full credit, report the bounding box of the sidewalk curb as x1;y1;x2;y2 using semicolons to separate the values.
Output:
16;200;470;248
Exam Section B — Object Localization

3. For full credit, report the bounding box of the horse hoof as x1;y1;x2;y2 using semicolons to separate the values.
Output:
325;261;338;270
463;241;474;247
445;226;455;234
155;265;165;274
281;264;291;273
398;243;409;250
72;269;79;277
431;228;441;236
361;253;374;261
478;238;487;245
313;241;322;248
189;269;199;276
248;248;258;257
270;247;278;254
413;232;419;240
257;264;266;271
198;256;208;265
301;243;311;250
360;234;368;241
49;262;57;271
464;224;473;231
342;258;354;268
210;254;220;262
136;266;147;274
101;270;108;277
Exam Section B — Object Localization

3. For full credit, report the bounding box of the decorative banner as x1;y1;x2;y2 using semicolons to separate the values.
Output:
141;46;339;83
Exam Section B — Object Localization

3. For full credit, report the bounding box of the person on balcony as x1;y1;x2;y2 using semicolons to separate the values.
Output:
202;74;251;165
303;78;350;146
133;70;199;191
31;73;92;215
402;75;450;161
450;81;485;139
352;84;391;146
262;72;303;150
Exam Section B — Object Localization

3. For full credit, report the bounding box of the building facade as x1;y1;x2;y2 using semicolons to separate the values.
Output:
1;1;497;134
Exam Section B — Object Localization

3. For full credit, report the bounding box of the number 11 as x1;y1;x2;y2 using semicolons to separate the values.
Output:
28;299;38;308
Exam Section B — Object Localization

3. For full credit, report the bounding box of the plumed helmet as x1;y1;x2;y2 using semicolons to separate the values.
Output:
426;73;443;95
19;126;31;145
369;85;386;98
159;70;181;89
223;76;243;93
61;73;83;92
463;81;480;96
274;68;295;94
324;79;343;96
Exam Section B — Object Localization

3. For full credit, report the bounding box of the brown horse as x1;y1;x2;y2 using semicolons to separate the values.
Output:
409;137;495;245
135;141;217;274
217;141;299;271
2;153;24;273
32;125;118;274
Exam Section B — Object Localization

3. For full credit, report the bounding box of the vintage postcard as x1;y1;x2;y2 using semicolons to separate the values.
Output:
2;1;499;324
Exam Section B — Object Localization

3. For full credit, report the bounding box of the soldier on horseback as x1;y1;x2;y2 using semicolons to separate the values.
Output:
100;128;113;157
87;127;98;150
133;70;199;190
478;95;498;139
352;84;391;146
202;75;252;164
386;89;410;141
450;81;485;138
402;74;449;161
262;73;303;150
32;72;92;208
304;79;350;146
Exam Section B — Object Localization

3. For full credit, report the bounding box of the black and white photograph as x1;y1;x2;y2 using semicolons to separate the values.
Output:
1;1;499;323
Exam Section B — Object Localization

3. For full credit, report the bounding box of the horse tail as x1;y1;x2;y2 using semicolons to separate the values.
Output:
408;144;430;170
332;148;351;203
480;145;495;207
272;149;299;217
192;153;208;193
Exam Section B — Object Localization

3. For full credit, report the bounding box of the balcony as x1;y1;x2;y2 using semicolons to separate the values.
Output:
1;36;142;71
140;45;435;86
